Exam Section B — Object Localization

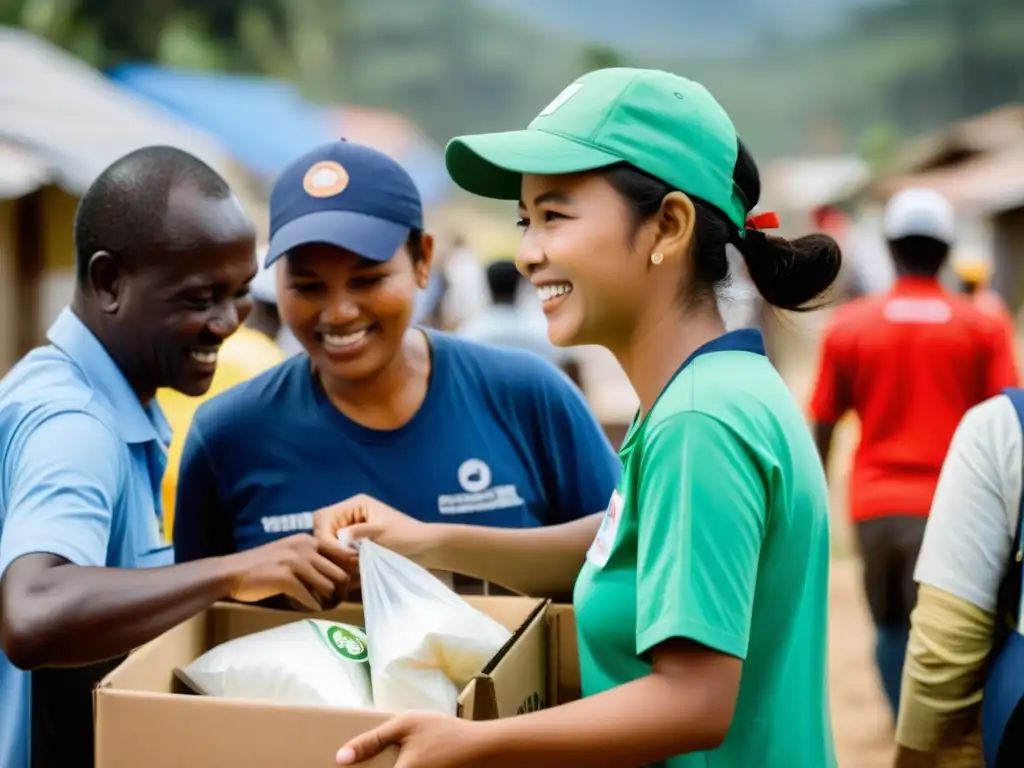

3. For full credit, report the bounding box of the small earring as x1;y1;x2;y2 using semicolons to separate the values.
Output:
650;252;664;265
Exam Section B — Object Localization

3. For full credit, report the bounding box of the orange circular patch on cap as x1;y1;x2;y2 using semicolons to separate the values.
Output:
303;161;350;198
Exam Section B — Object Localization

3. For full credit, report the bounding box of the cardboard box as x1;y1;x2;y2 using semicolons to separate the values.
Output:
546;603;582;706
95;596;549;768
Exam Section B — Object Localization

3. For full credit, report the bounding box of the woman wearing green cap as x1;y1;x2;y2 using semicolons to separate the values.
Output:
322;68;840;767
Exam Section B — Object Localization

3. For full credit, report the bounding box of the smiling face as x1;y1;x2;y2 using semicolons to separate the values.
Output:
94;186;258;398
278;237;432;383
515;171;660;348
132;245;257;397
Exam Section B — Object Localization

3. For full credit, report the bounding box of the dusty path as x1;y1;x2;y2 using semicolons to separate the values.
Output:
754;302;993;767
779;326;895;767
821;394;894;766
829;557;895;767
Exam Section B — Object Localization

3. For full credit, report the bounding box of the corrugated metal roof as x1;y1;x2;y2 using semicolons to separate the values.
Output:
897;105;1024;175
878;144;1024;214
820;106;1024;211
0;27;250;197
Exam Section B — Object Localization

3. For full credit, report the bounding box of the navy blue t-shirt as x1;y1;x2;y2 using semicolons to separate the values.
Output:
173;332;621;560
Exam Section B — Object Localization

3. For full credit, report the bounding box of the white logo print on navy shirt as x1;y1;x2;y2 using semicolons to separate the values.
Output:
437;458;524;515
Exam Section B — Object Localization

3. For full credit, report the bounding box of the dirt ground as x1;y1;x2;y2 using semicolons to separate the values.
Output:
777;317;990;768
829;556;896;767
826;498;983;768
779;323;896;768
825;412;896;767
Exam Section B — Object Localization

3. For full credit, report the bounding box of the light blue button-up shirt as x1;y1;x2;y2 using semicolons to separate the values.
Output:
0;308;172;768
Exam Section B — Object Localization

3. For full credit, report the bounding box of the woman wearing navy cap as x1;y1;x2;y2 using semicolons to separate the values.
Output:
172;140;620;598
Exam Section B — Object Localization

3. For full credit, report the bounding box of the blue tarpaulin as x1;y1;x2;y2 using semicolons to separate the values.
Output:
108;64;450;204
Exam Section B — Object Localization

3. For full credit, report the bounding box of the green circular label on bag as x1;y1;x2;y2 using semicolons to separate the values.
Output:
326;625;369;662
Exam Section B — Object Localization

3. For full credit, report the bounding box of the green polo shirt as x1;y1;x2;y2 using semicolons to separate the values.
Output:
573;330;836;767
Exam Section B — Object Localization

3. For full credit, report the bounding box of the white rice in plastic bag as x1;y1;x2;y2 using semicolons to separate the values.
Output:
355;539;513;714
176;619;374;709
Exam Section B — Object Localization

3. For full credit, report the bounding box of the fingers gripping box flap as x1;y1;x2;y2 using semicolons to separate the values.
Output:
94;597;549;768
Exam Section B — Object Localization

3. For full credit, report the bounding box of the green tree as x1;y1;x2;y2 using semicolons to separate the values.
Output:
581;43;627;72
857;122;902;173
0;0;308;74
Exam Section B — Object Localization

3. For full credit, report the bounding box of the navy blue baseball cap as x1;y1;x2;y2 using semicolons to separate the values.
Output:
265;140;423;267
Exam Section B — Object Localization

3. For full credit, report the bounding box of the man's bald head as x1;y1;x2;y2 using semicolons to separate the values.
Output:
73;146;239;286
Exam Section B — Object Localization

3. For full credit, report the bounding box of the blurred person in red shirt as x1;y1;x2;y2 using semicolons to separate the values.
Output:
809;188;1019;721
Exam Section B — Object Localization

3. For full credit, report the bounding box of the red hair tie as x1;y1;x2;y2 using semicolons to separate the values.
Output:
745;211;780;231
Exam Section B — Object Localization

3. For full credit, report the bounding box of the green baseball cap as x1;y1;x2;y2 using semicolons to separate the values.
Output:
445;68;748;230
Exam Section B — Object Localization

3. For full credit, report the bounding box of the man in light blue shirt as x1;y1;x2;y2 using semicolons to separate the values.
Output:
0;146;353;768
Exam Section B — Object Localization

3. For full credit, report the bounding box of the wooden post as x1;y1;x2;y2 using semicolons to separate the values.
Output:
14;188;44;357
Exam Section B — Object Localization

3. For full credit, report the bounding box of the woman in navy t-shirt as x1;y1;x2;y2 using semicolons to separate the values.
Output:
172;141;620;579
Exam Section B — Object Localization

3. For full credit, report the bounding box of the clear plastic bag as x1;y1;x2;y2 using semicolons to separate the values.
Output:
175;619;374;709
352;537;513;714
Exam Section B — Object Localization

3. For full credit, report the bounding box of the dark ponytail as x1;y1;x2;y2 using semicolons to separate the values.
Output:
727;141;841;311
603;141;842;312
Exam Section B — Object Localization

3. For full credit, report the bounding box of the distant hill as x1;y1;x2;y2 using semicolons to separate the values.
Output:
478;0;885;55
9;0;1017;168
301;0;590;146
312;0;1023;164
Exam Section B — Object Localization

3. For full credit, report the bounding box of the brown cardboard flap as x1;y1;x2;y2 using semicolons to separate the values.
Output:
95;689;398;768
96;597;550;767
454;597;549;720
465;595;538;631
101;597;543;692
466;676;498;721
484;598;548;717
97;612;205;693
546;603;581;706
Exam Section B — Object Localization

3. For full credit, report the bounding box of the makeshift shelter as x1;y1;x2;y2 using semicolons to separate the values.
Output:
827;106;1024;311
0;28;251;197
0;27;254;372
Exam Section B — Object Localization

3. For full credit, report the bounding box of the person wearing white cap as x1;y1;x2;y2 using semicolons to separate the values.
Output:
810;187;1019;722
882;187;957;245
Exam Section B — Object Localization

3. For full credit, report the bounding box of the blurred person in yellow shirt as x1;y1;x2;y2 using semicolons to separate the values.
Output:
955;256;1018;367
955;257;1013;321
157;265;286;538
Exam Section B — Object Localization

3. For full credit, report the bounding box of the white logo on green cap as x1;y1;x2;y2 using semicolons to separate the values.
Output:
537;82;583;117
